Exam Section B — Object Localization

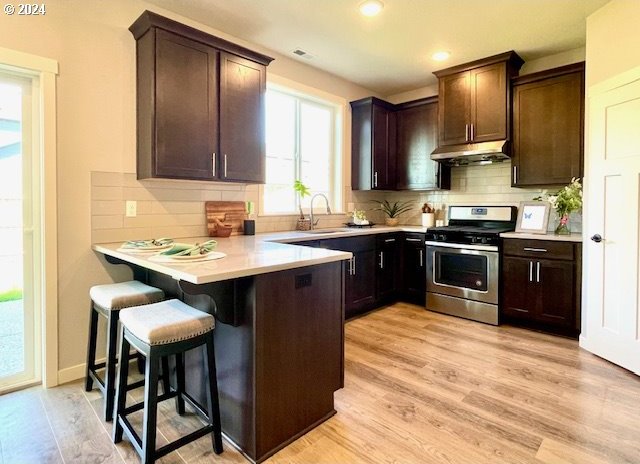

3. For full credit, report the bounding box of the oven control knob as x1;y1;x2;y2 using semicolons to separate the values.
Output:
476;280;483;287
438;234;446;241
480;237;488;244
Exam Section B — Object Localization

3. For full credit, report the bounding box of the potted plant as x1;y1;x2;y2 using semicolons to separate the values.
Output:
535;178;583;235
293;180;312;230
421;203;435;228
371;200;414;226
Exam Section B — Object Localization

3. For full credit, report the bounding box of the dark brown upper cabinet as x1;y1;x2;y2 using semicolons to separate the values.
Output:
434;51;524;147
395;97;450;190
511;62;585;187
130;11;273;182
351;97;396;190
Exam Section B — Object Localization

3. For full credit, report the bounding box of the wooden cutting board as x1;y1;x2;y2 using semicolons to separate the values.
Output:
205;201;247;236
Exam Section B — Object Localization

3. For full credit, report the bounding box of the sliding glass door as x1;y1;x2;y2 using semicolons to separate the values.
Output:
0;72;41;392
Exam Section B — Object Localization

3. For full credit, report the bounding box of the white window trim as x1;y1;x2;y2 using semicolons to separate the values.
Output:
260;74;346;216
0;46;58;389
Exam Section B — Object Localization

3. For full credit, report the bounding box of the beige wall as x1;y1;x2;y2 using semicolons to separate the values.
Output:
586;0;640;88
0;0;374;375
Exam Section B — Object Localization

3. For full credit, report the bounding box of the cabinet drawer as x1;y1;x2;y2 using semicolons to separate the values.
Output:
503;239;574;260
403;232;426;244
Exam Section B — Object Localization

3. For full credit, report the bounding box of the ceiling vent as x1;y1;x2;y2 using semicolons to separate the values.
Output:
292;48;314;60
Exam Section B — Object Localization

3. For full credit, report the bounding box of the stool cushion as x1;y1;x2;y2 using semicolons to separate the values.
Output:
119;299;215;346
90;281;164;311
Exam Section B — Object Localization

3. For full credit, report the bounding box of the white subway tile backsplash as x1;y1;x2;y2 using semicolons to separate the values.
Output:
92;186;123;201
92;215;124;230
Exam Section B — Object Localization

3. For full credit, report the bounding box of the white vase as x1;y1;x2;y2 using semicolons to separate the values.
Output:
421;213;435;228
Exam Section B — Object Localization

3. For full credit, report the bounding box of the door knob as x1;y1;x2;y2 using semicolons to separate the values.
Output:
591;234;602;243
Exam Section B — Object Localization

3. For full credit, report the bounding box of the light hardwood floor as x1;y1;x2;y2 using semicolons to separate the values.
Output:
1;302;639;463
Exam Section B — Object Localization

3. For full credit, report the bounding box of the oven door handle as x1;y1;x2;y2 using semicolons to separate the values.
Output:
425;241;499;252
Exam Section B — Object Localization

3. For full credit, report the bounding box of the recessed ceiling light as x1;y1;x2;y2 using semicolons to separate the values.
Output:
359;0;384;17
432;51;451;61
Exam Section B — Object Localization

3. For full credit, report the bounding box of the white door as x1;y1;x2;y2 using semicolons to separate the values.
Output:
581;67;640;375
0;72;41;392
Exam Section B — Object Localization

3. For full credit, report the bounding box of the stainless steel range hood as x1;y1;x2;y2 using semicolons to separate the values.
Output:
431;140;510;166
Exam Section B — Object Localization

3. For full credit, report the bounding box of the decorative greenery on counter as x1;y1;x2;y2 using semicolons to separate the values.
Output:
293;180;311;219
371;200;414;218
534;178;583;235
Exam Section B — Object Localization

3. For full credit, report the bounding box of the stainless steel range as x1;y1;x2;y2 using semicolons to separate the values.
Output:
425;206;517;325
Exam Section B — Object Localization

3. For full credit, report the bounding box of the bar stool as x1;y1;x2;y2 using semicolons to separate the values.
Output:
86;280;165;421
113;299;223;464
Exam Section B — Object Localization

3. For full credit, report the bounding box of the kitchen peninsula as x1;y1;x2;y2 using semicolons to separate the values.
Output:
94;236;350;463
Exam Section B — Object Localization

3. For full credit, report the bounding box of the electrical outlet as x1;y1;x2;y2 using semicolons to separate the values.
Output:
125;200;137;217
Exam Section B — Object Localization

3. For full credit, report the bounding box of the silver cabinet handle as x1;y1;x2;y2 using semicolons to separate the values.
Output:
348;257;353;276
379;251;384;269
212;153;216;177
353;255;356;276
224;154;228;178
384;238;396;243
406;238;422;242
513;166;517;183
536;262;541;283
470;123;474;141
529;261;533;282
465;124;469;142
524;247;547;253
419;249;423;267
373;171;378;188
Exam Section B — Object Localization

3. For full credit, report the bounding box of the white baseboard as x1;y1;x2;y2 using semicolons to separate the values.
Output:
57;358;103;385
57;354;139;386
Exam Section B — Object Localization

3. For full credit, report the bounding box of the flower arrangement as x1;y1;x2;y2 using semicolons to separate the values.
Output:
535;178;583;235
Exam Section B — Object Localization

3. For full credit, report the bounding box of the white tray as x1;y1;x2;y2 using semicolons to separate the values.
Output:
148;251;226;264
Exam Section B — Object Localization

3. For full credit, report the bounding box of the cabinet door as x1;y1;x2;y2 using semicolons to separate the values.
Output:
376;235;400;301
154;30;217;180
469;62;508;143
255;262;342;457
346;249;377;318
372;103;396;190
438;71;470;146
219;52;266;183
502;256;536;318
512;70;584;186
400;235;426;304
535;259;576;327
396;101;450;190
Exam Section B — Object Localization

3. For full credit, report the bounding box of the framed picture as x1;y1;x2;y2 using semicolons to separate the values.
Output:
515;201;550;234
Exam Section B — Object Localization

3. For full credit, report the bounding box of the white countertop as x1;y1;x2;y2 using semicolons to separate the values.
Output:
93;226;425;285
500;232;583;243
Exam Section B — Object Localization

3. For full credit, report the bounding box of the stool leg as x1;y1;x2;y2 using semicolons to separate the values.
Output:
137;353;145;375
104;312;119;422
174;353;185;415
204;337;223;454
160;356;171;395
142;350;160;464
112;327;130;444
85;305;99;392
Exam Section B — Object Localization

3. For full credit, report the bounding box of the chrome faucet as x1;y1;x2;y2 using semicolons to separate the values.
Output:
309;194;332;230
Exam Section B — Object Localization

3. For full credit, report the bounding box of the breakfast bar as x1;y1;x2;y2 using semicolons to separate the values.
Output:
93;237;351;463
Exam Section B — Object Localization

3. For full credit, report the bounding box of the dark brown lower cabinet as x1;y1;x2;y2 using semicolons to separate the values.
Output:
400;233;427;304
178;262;343;463
376;234;401;303
318;236;377;318
501;239;581;337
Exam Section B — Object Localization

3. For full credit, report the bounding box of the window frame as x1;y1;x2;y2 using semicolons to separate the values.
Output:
260;82;343;216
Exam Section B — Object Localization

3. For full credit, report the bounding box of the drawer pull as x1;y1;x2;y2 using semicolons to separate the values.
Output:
529;261;533;282
384;238;396;243
406;238;422;242
536;262;541;283
523;247;547;253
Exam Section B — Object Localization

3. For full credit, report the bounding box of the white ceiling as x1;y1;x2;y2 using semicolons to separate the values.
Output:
146;0;609;95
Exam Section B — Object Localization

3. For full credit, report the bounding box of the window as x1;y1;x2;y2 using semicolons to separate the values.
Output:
263;87;339;214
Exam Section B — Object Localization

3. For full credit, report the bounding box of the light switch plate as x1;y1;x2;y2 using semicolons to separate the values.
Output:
125;200;137;217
